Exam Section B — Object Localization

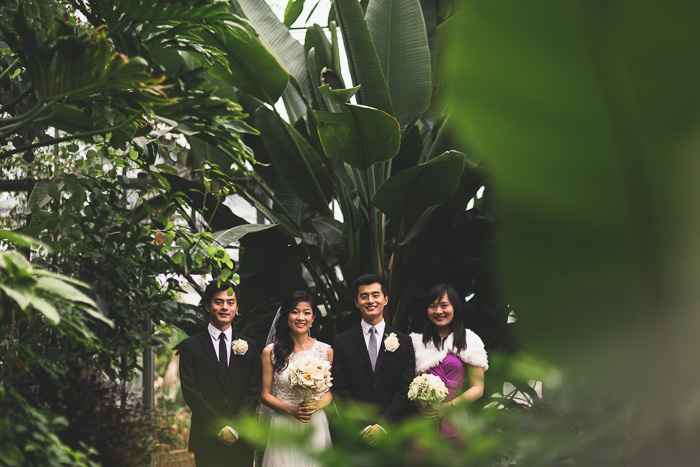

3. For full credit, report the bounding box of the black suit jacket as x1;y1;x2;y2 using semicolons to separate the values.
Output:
331;324;415;426
178;329;261;465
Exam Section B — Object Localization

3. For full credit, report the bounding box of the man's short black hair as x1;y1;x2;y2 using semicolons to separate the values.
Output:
201;280;239;306
352;273;388;298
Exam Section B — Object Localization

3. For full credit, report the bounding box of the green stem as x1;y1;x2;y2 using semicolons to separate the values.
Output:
0;84;34;115
0;99;56;139
0;58;19;81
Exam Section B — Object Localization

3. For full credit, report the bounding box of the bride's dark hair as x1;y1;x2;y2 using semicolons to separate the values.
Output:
422;284;467;353
273;291;315;373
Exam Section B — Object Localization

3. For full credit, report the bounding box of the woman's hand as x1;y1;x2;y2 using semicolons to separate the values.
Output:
289;400;316;423
418;401;451;420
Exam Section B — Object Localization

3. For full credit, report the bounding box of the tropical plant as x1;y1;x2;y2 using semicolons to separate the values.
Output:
0;0;254;461
176;0;510;347
0;0;253;377
0;232;109;466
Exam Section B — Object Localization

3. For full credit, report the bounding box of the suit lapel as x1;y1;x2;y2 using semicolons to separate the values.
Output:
199;330;226;386
374;325;393;372
352;325;374;373
224;331;239;387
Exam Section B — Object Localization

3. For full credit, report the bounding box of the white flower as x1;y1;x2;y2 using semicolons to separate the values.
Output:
408;373;448;408
384;332;400;352
288;356;333;402
231;339;248;355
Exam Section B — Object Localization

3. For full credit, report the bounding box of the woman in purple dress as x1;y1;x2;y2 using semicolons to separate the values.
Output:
410;284;488;444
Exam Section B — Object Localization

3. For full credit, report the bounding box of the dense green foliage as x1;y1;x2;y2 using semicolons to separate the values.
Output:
5;0;692;464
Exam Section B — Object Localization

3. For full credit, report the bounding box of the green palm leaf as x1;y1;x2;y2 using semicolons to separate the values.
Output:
366;0;432;128
333;0;393;115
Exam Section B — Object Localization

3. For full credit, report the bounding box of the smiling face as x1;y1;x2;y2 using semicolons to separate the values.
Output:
355;282;388;326
427;293;454;335
287;301;314;335
205;290;238;331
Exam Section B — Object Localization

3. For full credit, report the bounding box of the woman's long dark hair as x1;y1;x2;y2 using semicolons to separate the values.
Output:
422;284;467;353
272;291;315;373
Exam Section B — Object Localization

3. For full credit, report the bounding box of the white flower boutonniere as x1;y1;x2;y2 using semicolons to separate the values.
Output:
384;332;400;352
231;339;248;355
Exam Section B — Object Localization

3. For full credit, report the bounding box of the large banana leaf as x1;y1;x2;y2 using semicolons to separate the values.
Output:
452;0;700;461
316;104;400;171
333;0;393;115
202;23;289;104
372;150;465;222
255;106;334;215
231;0;314;112
366;0;432;128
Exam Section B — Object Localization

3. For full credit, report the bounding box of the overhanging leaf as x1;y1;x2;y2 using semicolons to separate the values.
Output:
0;284;31;310
203;23;289;105
213;224;301;247
232;0;314;104
255;106;334;214
0;230;52;251
35;276;97;307
316;104;400;171
372;150;466;220
32;297;60;324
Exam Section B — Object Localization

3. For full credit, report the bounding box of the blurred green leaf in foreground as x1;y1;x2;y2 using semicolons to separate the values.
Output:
450;0;700;464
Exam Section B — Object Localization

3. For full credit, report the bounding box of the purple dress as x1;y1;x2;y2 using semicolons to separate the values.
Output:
427;353;466;441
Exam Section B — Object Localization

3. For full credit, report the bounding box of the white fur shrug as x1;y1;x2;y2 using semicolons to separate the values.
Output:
410;330;489;375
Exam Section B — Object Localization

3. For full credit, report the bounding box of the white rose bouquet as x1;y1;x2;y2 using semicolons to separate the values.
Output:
288;357;333;404
408;373;449;408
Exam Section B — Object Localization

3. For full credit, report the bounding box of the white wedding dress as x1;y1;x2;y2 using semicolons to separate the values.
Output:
262;340;332;467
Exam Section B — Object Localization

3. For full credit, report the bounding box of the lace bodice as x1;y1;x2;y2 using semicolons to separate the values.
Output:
268;340;331;406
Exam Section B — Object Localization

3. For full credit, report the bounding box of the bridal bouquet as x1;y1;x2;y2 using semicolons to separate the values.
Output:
288;357;333;403
408;373;449;408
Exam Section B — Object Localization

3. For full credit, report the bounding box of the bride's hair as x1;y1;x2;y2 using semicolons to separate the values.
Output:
272;291;315;373
422;284;467;353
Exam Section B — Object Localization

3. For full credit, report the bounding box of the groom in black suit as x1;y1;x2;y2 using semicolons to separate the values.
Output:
178;280;261;466
332;273;415;445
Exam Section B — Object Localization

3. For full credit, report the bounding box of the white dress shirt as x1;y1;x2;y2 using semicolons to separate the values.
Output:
208;323;232;365
360;319;385;360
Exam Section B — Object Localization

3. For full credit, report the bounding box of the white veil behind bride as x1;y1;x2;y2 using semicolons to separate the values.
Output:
258;307;282;425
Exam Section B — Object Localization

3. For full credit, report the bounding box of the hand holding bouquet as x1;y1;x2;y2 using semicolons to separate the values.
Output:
408;373;448;409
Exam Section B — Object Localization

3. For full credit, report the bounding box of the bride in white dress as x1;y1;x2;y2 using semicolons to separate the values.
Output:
260;291;333;467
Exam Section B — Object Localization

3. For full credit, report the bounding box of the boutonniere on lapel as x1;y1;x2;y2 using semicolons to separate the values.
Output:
383;332;400;352
231;339;248;355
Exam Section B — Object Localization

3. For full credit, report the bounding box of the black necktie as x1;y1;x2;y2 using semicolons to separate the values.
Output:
218;332;228;375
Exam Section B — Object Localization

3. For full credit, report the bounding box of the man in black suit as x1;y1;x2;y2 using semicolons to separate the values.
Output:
179;280;261;466
331;273;415;445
